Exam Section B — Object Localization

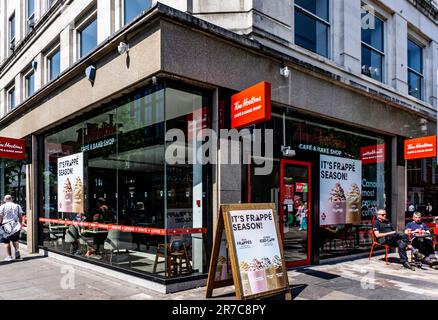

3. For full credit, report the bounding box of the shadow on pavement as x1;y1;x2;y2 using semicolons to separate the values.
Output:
0;255;47;266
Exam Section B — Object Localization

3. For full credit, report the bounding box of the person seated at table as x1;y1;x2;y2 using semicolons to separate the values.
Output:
405;212;437;268
373;209;422;270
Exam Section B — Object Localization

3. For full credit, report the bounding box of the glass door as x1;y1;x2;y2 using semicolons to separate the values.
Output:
280;160;311;267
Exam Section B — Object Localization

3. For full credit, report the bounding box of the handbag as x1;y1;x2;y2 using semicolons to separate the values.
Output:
0;220;21;238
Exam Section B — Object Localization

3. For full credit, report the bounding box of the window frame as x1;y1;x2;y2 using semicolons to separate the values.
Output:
294;0;331;59
26;0;36;34
360;13;385;83
9;13;16;53
24;69;36;99
407;38;424;100
7;85;16;110
46;44;61;83
76;10;98;60
122;0;153;25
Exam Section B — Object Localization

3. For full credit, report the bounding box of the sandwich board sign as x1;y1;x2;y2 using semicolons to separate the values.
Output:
206;203;291;300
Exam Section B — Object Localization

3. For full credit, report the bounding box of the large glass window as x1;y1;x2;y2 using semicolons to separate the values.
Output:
41;82;211;281
407;39;423;100
248;108;389;261
79;18;97;58
294;0;330;58
361;14;384;82
124;0;152;25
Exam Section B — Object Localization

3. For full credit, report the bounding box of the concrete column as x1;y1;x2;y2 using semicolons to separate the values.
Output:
35;0;42;23
15;0;23;44
34;52;44;91
389;14;408;94
114;0;123;32
97;0;113;44
27;135;39;253
391;137;406;232
60;25;73;72
14;74;22;108
334;0;362;73
0;0;6;62
427;41;438;108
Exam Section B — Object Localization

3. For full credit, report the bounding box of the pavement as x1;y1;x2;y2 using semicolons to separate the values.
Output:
1;244;438;300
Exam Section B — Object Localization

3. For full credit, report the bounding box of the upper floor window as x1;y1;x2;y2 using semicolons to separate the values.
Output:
27;0;36;34
124;0;152;25
25;71;35;98
9;13;16;52
79;17;98;58
361;13;384;82
294;0;330;58
48;47;61;81
407;39;423;100
7;86;16;110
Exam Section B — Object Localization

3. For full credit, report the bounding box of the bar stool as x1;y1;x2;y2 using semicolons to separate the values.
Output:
152;243;172;277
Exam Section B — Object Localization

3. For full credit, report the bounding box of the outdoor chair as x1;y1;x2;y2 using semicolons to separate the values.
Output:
369;217;391;265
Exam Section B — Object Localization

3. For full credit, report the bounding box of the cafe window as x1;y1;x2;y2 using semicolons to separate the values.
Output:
247;108;389;261
407;39;423;100
41;81;211;280
361;13;384;82
294;0;330;58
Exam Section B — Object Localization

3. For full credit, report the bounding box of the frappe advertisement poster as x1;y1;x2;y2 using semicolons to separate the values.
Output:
320;155;362;226
229;209;286;297
57;152;84;214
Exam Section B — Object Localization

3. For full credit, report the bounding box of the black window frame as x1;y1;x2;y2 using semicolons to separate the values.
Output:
407;38;424;100
361;13;385;83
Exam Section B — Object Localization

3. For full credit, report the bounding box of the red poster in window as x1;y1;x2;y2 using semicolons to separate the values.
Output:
361;144;386;164
0;137;25;160
284;184;294;205
404;136;437;160
231;81;271;129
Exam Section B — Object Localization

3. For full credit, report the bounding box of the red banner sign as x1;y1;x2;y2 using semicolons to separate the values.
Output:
361;144;386;164
0;137;25;160
231;81;271;129
39;218;207;236
405;136;437;160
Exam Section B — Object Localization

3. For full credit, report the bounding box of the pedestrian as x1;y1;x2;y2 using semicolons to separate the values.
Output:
0;195;24;262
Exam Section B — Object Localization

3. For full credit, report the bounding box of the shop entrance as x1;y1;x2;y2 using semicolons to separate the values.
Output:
280;160;311;267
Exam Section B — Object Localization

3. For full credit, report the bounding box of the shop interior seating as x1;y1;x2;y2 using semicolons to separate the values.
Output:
152;240;192;277
103;230;134;266
48;223;65;248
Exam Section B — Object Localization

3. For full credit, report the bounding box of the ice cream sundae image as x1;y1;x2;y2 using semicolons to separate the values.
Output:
273;255;286;288
247;258;268;294
73;176;84;213
239;261;252;296
60;178;73;212
261;257;277;290
328;183;346;224
346;183;362;224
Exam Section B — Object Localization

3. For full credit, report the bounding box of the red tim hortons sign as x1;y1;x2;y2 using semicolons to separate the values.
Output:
0;137;26;160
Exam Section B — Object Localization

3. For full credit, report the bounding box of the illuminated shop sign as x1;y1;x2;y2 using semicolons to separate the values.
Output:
0;137;26;160
360;144;385;164
231;81;271;129
404;136;437;160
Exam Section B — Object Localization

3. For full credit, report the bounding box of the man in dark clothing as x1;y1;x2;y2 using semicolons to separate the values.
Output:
405;212;437;268
373;209;422;270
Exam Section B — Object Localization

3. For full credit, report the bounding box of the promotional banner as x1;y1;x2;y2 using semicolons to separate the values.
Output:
229;209;286;296
320;155;362;225
361;144;386;164
57;152;84;214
